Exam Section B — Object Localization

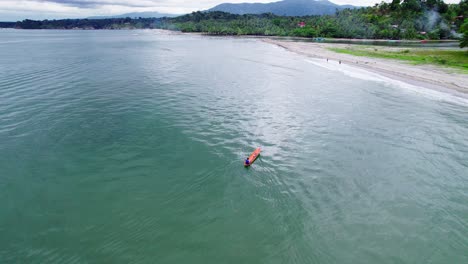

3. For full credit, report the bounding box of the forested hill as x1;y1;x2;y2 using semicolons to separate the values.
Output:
208;0;358;16
2;0;467;44
166;0;467;41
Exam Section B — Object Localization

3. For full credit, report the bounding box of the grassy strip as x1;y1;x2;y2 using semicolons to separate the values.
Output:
329;47;468;73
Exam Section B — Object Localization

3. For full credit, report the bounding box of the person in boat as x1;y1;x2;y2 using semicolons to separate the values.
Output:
245;158;250;165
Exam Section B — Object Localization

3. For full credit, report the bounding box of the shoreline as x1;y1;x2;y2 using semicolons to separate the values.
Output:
4;28;466;97
263;38;468;96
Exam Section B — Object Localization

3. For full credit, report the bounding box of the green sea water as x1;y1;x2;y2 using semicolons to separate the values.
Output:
0;30;467;263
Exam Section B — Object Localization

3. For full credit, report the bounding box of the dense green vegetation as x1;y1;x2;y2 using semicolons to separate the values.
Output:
329;46;468;71
1;0;466;46
0;22;15;28
161;0;467;40
8;18;162;30
461;20;468;47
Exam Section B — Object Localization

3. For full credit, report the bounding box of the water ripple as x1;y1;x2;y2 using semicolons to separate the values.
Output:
0;31;467;264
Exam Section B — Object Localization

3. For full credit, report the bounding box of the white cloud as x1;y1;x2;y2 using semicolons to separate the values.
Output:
0;0;275;20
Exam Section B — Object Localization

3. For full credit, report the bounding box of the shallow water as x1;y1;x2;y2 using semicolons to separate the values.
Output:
0;30;467;263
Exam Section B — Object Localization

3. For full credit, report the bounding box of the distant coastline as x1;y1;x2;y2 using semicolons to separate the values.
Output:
2;8;466;97
3;25;465;95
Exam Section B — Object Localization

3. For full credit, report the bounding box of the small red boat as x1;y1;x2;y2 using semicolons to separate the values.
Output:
244;147;261;167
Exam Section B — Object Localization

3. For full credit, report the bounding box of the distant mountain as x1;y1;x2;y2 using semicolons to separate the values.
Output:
208;0;358;16
88;11;179;19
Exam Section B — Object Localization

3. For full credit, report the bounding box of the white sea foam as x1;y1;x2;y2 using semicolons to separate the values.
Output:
305;58;468;106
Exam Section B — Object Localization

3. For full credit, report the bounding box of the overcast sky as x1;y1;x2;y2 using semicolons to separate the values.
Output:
0;0;461;21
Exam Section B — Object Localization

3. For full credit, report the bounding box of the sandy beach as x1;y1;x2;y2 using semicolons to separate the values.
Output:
263;39;468;96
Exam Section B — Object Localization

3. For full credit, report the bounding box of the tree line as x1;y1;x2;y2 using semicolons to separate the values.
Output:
1;0;467;47
160;0;467;43
2;17;163;30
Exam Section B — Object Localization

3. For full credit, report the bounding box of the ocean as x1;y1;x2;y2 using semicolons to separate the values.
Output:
0;29;467;263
